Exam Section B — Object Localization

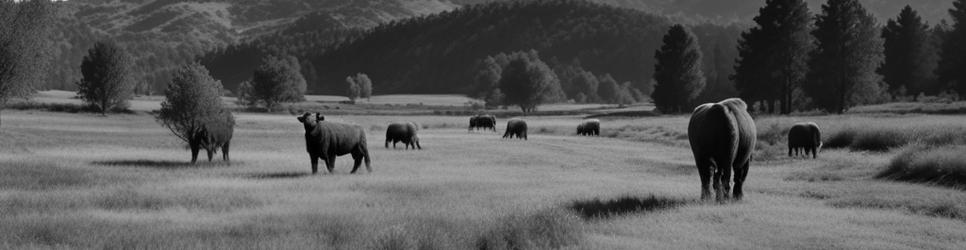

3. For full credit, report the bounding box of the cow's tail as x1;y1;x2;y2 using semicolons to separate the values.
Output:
360;132;372;171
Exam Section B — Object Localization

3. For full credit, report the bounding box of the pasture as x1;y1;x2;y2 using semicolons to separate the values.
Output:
1;101;965;249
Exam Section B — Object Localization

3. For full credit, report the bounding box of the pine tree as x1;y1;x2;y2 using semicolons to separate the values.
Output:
880;6;931;98
732;0;812;114
937;0;966;95
652;24;705;114
77;41;135;114
806;0;885;114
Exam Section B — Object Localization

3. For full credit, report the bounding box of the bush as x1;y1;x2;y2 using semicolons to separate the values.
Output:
849;129;908;151
76;41;135;114
156;63;233;163
238;54;306;111
878;145;966;189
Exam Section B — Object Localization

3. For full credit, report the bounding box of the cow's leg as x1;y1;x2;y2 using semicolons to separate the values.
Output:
721;162;733;200
385;139;390;148
350;150;363;173
788;146;793;157
310;155;319;174
393;141;397;148
811;147;818;159
733;161;750;200
696;157;713;200
325;155;336;173
206;149;214;162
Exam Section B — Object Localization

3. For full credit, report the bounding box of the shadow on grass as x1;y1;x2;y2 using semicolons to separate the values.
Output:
243;172;314;179
92;160;234;169
567;195;692;220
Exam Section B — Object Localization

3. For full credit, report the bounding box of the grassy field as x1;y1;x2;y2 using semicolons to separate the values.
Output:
1;107;965;249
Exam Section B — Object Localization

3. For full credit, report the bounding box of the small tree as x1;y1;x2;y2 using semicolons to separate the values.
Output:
355;73;373;101
498;51;564;113
346;76;360;103
0;0;55;127
156;63;229;163
77;41;135;114
239;54;306;111
616;82;636;105
881;6;931;99
572;70;599;103
597;74;620;103
652;24;706;114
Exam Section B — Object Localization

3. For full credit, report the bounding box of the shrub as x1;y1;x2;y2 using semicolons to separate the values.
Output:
238;54;306;111
76;41;135;114
567;195;690;220
156;63;233;163
878;145;966;189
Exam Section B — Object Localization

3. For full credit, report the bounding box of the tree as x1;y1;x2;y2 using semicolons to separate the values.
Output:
239;54;306;111
732;0;812;114
498;51;564;113
77;41;135;114
616;82;636;105
598;74;620;103
473;56;503;99
937;0;966;95
806;0;885;114
880;6;932;99
355;73;373;101
156;63;230;163
0;0;55;127
652;24;705;114
346;76;360;103
572;70;600;103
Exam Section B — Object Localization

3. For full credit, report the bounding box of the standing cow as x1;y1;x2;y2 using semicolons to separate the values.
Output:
469;114;496;132
386;122;422;150
788;122;822;158
577;119;600;136
688;98;756;201
190;110;233;164
503;118;528;140
297;113;372;174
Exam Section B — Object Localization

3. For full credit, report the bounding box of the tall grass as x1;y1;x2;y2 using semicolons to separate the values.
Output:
476;208;583;250
878;145;966;189
824;126;966;152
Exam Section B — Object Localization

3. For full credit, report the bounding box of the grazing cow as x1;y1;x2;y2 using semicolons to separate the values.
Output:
386;122;422;150
297;113;372;174
688;98;757;201
190;110;233;164
788;122;822;158
469;114;497;132
503;118;528;140
576;119;601;136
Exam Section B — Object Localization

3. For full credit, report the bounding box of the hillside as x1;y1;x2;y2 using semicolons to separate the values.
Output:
43;0;458;92
286;0;740;101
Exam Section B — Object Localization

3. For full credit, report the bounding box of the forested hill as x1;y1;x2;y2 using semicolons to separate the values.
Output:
302;0;739;98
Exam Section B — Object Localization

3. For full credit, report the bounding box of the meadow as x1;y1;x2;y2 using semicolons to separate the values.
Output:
0;94;965;249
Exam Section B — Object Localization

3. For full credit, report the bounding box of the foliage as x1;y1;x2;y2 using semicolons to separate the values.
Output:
0;0;55;126
239;54;306;111
879;145;966;189
880;6;934;99
355;73;373;100
806;0;886;114
76;41;135;114
156;63;227;146
498;50;565;113
937;0;966;96
732;0;812;114
345;76;360;103
652;24;705;114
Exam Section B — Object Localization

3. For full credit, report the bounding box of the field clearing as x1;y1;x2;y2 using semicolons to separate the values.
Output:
1;110;965;249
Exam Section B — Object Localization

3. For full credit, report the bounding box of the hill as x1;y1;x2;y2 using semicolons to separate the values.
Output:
42;0;458;92
289;0;739;101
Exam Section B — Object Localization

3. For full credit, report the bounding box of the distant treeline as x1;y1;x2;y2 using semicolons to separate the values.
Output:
200;0;742;104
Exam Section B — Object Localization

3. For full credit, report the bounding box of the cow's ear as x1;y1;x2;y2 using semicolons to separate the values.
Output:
315;113;324;121
297;116;306;123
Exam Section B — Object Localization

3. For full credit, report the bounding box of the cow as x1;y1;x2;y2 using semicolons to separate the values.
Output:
503;118;528;140
298;113;372;174
386;122;422;150
687;98;757;201
190;110;233;164
469;114;496;132
577;119;600;136
788;122;822;158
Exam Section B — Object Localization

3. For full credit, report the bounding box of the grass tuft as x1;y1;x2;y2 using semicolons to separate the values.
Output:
476;208;582;250
566;195;690;220
877;145;966;189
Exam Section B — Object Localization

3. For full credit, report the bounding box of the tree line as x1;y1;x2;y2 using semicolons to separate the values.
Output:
675;0;966;115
